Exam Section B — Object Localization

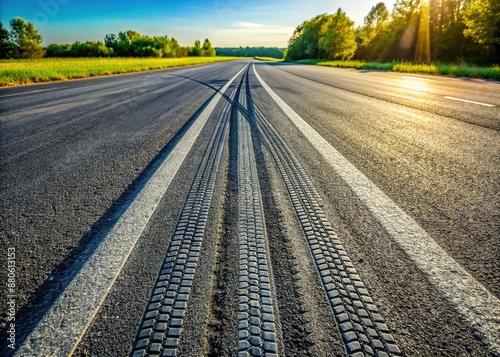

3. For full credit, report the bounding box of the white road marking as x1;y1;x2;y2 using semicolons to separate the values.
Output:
401;76;433;81
253;63;500;355
444;96;495;107
14;65;247;357
0;88;56;98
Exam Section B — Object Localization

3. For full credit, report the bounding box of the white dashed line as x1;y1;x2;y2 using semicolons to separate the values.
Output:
0;88;56;98
444;96;495;107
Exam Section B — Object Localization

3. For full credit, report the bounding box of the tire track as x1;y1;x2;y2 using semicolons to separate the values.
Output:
246;74;402;356
130;82;238;356
235;76;280;356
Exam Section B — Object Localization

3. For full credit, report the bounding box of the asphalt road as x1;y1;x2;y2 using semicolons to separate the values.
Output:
1;60;498;356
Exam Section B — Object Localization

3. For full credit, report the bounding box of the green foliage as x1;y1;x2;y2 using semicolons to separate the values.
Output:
318;9;357;60
254;56;283;62
102;31;188;58
317;60;366;68
361;61;396;70
0;21;15;58
190;39;202;56
392;62;440;74
463;0;500;62
47;41;113;57
356;2;390;61
202;38;216;57
0;22;8;41
288;0;498;65
302;59;500;79
285;15;327;60
463;0;500;46
285;10;357;61
43;29;215;59
8;17;45;58
216;47;284;58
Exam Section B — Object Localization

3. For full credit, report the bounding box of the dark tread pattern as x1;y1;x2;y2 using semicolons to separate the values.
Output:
252;103;401;357
130;90;234;356
236;83;279;357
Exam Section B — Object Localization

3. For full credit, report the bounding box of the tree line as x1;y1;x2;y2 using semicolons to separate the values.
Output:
286;0;499;65
216;47;285;58
0;17;216;59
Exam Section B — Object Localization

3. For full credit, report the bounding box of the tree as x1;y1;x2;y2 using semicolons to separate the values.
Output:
190;39;202;56
45;43;72;57
362;2;390;45
202;38;215;57
428;0;470;61
0;21;15;58
285;0;496;64
9;17;44;58
318;9;357;60
215;47;284;58
285;14;330;60
357;2;390;60
463;0;500;62
285;10;356;61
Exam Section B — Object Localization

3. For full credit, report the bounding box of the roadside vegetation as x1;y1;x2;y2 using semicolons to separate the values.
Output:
0;17;239;86
295;59;500;80
285;0;499;69
254;56;283;62
216;47;284;59
255;57;500;80
0;17;217;59
0;57;241;86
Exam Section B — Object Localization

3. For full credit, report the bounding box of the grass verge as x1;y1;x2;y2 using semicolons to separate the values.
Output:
254;56;283;62
303;59;500;80
0;57;243;86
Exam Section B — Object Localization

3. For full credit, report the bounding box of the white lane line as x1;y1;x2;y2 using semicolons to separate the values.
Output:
0;88;56;98
15;65;247;357
444;96;495;107
253;64;500;355
401;76;434;82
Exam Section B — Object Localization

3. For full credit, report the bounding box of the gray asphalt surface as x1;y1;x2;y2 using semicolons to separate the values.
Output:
1;60;498;356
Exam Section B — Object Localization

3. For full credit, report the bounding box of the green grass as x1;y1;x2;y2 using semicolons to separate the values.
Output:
0;57;243;86
297;59;500;80
359;61;395;71
296;59;323;65
317;60;366;69
254;56;283;62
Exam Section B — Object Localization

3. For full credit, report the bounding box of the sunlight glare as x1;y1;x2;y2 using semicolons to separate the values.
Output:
416;0;431;63
401;76;431;93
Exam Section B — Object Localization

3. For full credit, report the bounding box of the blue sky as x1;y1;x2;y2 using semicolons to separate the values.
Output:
0;0;395;47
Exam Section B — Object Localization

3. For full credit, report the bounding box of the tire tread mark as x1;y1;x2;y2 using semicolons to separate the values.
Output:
130;88;234;357
250;100;402;357
235;72;279;357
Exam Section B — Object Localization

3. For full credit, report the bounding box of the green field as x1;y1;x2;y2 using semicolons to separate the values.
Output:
0;57;242;86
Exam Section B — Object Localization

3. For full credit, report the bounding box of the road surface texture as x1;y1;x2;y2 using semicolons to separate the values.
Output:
1;60;499;356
